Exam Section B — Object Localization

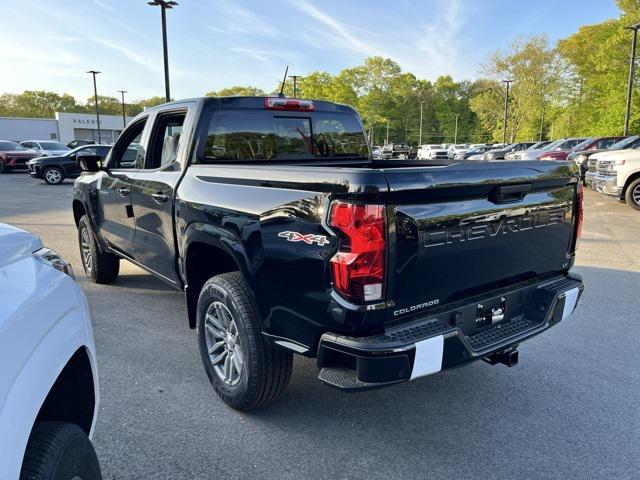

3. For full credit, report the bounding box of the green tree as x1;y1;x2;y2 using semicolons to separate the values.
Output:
0;91;80;118
205;86;266;97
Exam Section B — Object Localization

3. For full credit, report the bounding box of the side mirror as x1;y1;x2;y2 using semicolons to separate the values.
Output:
78;155;103;173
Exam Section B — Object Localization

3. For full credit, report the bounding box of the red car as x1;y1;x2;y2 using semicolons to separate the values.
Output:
538;137;623;161
0;141;40;173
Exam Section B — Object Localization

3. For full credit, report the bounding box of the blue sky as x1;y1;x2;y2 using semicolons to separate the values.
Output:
0;0;620;102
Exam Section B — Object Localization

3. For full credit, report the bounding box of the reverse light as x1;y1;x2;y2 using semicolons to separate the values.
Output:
329;201;385;303
264;97;315;111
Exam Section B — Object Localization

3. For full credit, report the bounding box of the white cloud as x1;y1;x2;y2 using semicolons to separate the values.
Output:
207;0;278;37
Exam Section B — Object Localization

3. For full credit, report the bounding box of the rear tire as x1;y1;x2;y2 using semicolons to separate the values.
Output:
197;272;293;410
43;166;65;185
0;161;5;173
78;215;119;283
20;421;102;480
624;178;640;211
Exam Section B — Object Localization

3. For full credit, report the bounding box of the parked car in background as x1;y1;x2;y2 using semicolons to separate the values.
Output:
28;144;112;185
20;140;70;157
417;144;448;160
505;141;551;160
587;149;640;210
538;137;600;161
0;140;40;173
455;145;491;160
513;138;581;161
569;136;635;180
447;144;469;159
0;224;101;479
382;143;411;159
67;139;94;149
484;142;537;160
371;146;383;159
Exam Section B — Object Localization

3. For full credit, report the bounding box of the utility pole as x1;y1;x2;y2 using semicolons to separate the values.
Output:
288;75;302;98
386;119;390;145
624;24;640;136
502;79;513;145
117;90;127;130
419;101;424;146
454;114;459;144
148;0;178;102
87;70;102;144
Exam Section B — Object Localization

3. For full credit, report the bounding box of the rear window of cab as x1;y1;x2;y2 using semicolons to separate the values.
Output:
198;110;369;163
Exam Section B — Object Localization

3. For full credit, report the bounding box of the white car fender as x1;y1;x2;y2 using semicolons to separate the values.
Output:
0;306;98;480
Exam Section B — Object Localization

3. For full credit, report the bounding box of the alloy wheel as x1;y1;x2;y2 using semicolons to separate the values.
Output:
204;301;244;386
80;226;92;271
633;184;640;206
45;168;62;184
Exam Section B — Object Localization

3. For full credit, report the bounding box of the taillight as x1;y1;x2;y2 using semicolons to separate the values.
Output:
575;182;584;249
264;97;314;111
328;201;385;303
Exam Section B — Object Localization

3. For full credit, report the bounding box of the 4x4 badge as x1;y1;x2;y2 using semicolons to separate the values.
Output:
278;231;329;246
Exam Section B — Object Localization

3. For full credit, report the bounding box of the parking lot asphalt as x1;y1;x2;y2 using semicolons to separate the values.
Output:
1;172;639;480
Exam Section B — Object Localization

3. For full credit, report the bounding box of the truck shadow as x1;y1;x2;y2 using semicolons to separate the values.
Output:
232;265;639;477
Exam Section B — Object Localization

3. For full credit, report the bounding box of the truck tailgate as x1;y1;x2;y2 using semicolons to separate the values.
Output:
381;161;579;320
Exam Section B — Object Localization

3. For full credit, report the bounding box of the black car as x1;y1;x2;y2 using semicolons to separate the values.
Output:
67;139;94;149
28;144;111;185
484;142;538;160
72;96;584;410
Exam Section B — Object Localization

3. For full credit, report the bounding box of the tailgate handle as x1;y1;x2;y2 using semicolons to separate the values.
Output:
491;184;532;204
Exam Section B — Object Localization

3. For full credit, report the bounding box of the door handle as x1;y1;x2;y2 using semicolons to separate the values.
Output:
116;187;130;197
151;192;169;204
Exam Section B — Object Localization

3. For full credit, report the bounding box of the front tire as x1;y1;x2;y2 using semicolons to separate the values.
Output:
0;161;6;173
624;178;640;211
197;272;293;410
78;215;119;283
43;166;65;185
20;422;102;480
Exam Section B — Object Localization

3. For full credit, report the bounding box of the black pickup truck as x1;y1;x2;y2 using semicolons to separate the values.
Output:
72;96;584;410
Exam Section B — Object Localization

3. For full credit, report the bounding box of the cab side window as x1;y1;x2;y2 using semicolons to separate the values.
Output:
109;119;147;169
146;111;186;169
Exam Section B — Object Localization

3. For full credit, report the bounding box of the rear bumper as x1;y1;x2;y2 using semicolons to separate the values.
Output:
592;174;621;196
317;274;583;391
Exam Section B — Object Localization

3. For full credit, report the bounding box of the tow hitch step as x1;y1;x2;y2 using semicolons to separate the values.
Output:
484;348;519;367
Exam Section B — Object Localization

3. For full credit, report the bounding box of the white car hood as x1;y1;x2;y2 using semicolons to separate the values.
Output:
0;224;42;270
590;149;640;161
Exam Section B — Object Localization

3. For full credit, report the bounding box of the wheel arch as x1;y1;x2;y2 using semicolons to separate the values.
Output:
34;347;96;436
622;171;640;199
183;235;250;329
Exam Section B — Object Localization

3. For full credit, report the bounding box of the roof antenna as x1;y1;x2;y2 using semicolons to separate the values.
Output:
278;65;289;98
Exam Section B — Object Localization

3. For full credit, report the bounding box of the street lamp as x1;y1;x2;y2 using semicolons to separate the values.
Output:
502;79;513;145
624;23;640;136
288;75;303;98
454;113;459;144
87;70;102;144
419;101;424;146
117;90;127;130
148;0;178;103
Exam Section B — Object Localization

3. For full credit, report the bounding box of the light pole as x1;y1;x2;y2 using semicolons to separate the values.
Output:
454;113;459;144
624;24;640;136
117;90;127;130
148;0;178;103
419;101;424;146
87;70;102;144
502;79;513;145
386;119;390;145
288;75;302;98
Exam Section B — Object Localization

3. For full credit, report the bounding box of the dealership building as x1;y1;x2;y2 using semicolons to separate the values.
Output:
0;112;135;145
